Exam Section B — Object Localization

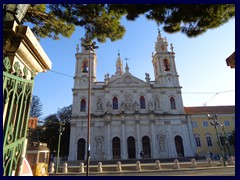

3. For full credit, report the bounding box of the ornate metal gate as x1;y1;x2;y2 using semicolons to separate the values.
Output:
3;56;35;176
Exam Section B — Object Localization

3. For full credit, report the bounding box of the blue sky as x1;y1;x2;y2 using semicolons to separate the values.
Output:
32;15;235;119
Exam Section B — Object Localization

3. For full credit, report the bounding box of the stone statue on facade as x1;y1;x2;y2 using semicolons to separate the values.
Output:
133;101;139;112
148;101;155;112
121;101;125;112
154;97;160;110
97;99;103;111
106;101;112;113
145;73;150;83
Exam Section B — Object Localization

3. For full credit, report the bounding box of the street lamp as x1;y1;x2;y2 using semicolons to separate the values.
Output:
207;113;226;166
55;123;65;174
81;40;99;176
219;124;232;158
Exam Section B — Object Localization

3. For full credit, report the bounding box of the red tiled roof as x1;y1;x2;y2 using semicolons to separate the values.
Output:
184;106;235;114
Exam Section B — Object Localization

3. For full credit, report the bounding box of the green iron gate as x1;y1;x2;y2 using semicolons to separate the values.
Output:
3;56;35;176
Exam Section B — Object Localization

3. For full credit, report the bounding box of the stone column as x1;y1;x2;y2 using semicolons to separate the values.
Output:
150;115;157;158
181;119;193;157
135;115;141;159
165;120;174;157
105;115;111;160
186;115;196;156
68;121;77;161
121;115;127;159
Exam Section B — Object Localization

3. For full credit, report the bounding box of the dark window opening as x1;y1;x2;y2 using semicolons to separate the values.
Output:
170;97;176;109
140;96;146;109
113;97;118;109
82;61;88;73
164;59;170;71
80;99;86;112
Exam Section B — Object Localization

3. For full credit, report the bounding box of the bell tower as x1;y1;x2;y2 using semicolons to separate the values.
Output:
74;38;98;89
115;51;123;76
152;30;180;87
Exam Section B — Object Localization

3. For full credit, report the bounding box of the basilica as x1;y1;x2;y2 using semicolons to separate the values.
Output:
68;31;196;161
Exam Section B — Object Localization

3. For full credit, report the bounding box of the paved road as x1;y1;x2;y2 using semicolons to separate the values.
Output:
52;166;235;176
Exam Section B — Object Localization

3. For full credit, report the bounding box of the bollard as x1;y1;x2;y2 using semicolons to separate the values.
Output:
136;161;141;171
207;158;212;166
220;157;224;166
229;156;235;165
191;158;197;168
116;161;122;172
49;162;54;173
155;160;161;170
79;162;85;173
173;159;180;169
62;163;68;173
97;162;103;172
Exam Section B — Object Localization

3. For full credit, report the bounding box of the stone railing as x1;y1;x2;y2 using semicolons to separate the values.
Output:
49;157;235;174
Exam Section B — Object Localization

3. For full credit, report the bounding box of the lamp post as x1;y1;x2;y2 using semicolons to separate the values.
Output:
81;40;99;176
55;123;65;174
220;124;231;158
207;113;226;166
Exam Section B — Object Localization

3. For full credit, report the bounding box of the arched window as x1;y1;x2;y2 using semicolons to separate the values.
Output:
80;99;86;112
140;96;146;109
195;135;201;147
170;97;176;109
163;59;170;71
82;60;88;73
112;96;118;109
206;134;212;147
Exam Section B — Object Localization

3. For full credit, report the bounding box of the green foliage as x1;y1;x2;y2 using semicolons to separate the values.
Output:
23;4;75;40
30;105;72;156
22;4;235;42
57;105;72;124
111;4;235;37
29;95;43;118
47;4;126;43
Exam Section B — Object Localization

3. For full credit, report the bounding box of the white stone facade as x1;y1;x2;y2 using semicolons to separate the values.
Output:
68;32;196;161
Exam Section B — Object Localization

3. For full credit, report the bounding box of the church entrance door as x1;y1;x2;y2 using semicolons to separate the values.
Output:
175;135;184;157
77;138;85;160
112;137;121;159
142;136;151;158
127;136;136;159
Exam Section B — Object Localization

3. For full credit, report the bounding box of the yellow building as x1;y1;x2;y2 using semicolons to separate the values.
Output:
185;106;235;159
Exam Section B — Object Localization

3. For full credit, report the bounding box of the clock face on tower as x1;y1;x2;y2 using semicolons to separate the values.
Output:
81;77;88;87
168;77;171;82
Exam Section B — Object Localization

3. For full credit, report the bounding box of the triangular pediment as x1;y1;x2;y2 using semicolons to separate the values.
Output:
106;72;150;88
